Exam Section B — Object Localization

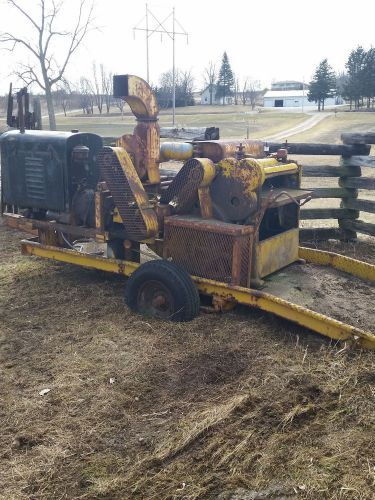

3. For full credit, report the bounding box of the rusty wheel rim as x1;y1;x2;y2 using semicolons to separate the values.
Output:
137;280;175;319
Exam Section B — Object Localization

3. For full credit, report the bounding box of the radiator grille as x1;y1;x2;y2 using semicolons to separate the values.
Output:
160;158;205;213
164;216;254;286
24;156;46;200
98;146;156;240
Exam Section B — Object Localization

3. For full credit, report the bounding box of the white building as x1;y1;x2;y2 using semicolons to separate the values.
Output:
200;85;233;105
263;89;342;108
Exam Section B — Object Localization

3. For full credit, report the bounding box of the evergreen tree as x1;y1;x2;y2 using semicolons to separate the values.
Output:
363;48;375;108
215;52;235;105
308;59;336;111
343;47;367;109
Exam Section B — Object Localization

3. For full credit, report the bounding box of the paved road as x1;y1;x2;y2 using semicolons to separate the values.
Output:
261;112;332;143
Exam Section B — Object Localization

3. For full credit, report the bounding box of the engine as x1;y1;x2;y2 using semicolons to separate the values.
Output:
0;130;103;226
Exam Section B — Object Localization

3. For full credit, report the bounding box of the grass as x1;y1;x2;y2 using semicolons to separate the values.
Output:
53;105;309;140
286;111;375;143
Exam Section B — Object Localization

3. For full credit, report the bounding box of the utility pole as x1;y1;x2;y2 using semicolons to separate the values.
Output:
133;5;189;125
146;5;149;83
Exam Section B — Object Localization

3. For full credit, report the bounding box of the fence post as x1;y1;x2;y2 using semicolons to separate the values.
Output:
338;155;360;241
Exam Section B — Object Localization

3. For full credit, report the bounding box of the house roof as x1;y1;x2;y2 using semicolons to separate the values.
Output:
264;90;308;98
200;84;217;95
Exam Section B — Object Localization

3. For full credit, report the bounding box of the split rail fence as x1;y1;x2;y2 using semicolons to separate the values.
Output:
267;133;375;241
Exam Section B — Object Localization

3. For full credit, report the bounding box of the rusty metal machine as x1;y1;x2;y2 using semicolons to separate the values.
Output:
2;75;375;349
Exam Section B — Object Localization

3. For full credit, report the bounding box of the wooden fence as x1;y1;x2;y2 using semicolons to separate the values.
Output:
267;134;375;241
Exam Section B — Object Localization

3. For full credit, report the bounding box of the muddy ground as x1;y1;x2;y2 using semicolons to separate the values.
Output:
0;218;374;499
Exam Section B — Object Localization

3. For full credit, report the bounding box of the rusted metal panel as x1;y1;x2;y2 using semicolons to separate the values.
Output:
211;158;261;222
3;213;38;235
163;216;254;286
116;134;147;180
198;187;213;219
133;121;160;184
113;75;158;119
196;139;264;163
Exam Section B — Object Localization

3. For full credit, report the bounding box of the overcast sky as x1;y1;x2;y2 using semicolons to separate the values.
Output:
0;0;374;95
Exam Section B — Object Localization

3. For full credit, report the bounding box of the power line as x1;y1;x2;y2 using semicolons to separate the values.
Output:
133;4;189;125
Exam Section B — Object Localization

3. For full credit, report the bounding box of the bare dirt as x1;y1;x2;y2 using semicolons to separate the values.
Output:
263;262;375;332
1;218;375;499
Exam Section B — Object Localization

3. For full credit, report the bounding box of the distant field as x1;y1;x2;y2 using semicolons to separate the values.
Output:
287;111;375;143
54;106;309;140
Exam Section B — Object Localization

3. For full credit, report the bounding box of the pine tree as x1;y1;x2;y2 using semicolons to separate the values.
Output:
308;59;336;111
215;52;235;105
363;48;375;108
344;47;367;109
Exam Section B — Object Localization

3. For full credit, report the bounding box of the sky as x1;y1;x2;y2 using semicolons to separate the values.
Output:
0;0;374;95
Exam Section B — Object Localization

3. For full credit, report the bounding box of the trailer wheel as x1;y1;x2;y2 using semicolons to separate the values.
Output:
125;260;200;321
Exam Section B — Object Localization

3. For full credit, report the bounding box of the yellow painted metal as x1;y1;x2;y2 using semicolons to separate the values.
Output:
218;157;265;194
160;142;194;161
21;239;140;276
256;229;299;278
263;163;298;176
112;207;123;224
121;75;158;119
198;158;216;218
112;147;159;238
299;246;375;283
199;158;217;186
255;158;279;168
194;277;375;350
20;239;375;350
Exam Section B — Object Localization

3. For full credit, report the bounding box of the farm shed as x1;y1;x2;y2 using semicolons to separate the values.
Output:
200;85;233;105
263;89;339;108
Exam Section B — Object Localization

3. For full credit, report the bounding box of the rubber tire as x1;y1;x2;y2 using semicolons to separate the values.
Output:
124;259;200;321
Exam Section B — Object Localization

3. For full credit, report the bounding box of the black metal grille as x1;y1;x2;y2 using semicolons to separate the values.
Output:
164;216;253;286
24;156;46;200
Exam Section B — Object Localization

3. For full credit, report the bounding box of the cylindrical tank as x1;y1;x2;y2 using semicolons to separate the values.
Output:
160;142;194;162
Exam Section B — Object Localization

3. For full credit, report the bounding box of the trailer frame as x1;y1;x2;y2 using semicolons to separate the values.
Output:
20;237;375;350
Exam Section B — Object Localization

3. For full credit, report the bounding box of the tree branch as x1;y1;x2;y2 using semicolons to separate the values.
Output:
5;0;42;32
50;0;95;85
0;33;39;58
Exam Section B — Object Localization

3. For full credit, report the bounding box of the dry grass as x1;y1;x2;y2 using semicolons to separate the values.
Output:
53;107;308;140
1;218;375;499
286;111;375;144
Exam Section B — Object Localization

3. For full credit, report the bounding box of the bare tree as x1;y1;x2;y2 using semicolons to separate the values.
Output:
92;63;104;114
0;0;95;130
178;70;195;107
241;78;248;105
246;79;261;110
54;78;72;116
79;77;94;114
114;98;125;119
234;77;240;105
203;61;216;105
101;65;113;113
